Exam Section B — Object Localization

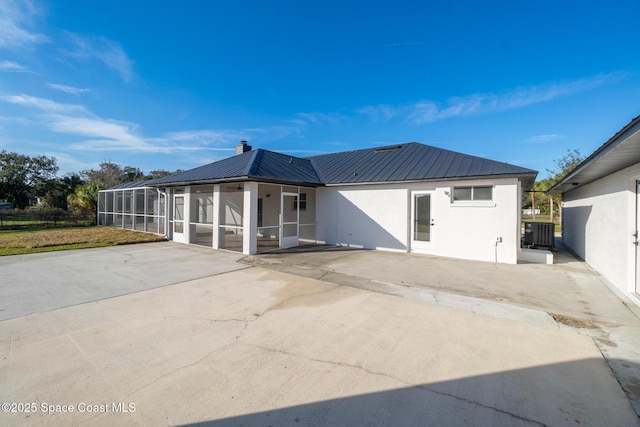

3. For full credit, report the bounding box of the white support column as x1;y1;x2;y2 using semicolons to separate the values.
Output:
130;190;135;230
183;186;191;244
143;189;148;232
212;184;220;249
243;181;258;254
162;188;168;240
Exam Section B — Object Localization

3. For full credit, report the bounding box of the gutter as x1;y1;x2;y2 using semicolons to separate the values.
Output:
321;173;538;188
548;114;640;194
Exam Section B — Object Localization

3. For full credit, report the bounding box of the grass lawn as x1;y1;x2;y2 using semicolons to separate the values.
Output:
0;227;166;256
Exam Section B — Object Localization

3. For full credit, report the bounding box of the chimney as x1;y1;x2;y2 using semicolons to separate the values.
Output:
236;140;252;155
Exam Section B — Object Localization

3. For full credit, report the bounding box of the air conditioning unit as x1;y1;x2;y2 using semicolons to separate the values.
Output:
523;222;555;249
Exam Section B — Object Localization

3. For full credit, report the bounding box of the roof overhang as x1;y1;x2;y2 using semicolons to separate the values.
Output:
548;115;640;195
145;176;323;188
322;173;538;189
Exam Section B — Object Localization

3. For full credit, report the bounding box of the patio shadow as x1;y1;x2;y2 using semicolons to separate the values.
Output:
177;358;640;427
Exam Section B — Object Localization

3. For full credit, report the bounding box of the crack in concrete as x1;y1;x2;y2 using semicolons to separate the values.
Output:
115;283;345;403
121;319;251;402
64;333;122;402
156;315;254;325
245;343;551;427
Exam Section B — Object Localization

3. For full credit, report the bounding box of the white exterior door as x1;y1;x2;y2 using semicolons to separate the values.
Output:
173;194;186;243
411;191;434;251
280;192;299;248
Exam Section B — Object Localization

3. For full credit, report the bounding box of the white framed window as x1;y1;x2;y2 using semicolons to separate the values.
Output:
451;185;494;206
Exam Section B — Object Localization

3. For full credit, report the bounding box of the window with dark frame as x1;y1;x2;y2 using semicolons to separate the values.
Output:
293;193;307;211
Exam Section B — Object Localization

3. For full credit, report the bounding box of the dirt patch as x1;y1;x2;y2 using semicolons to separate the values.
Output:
549;313;599;329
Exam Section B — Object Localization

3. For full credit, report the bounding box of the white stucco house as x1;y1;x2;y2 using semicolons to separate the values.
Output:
549;115;640;305
98;141;537;264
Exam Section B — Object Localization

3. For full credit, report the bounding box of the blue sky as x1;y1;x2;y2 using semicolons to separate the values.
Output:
0;0;638;179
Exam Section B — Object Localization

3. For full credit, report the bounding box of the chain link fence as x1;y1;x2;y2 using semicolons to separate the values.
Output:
0;208;95;230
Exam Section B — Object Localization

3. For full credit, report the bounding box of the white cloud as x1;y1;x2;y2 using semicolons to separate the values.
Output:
47;83;90;95
0;91;309;158
65;32;134;82
407;73;624;124
297;112;345;125
356;104;398;122
1;94;86;113
1;93;278;155
162;129;247;146
0;60;27;71
43;150;94;172
47;115;140;142
0;0;47;48
250;125;303;142
54;118;245;154
522;134;565;144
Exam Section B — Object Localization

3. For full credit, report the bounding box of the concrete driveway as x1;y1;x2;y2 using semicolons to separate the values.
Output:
1;243;639;426
0;242;247;321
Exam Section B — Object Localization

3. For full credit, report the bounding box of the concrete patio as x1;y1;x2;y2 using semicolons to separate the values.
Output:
1;242;639;426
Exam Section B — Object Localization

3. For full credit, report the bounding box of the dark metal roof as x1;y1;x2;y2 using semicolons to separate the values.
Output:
247;150;324;184
548;115;640;194
146;149;323;187
104;142;538;191
107;180;157;190
307;142;537;187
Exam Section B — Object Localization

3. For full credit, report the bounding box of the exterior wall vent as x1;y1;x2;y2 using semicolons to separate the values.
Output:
523;222;555;249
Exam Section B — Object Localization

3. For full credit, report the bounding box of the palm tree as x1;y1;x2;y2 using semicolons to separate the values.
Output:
67;183;102;214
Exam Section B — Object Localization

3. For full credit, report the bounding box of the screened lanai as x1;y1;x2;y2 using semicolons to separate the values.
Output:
97;182;166;235
98;181;317;255
98;144;322;254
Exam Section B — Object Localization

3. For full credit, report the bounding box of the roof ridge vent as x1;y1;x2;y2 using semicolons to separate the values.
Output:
374;144;403;153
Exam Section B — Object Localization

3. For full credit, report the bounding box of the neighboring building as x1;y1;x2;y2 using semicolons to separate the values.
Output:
99;141;537;264
549;115;640;304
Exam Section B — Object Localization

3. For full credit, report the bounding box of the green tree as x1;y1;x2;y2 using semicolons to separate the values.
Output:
83;162;162;187
38;174;85;209
38;179;67;209
541;149;584;189
148;169;180;179
68;182;103;214
83;162;125;188
123;166;146;182
0;151;59;209
522;149;585;216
